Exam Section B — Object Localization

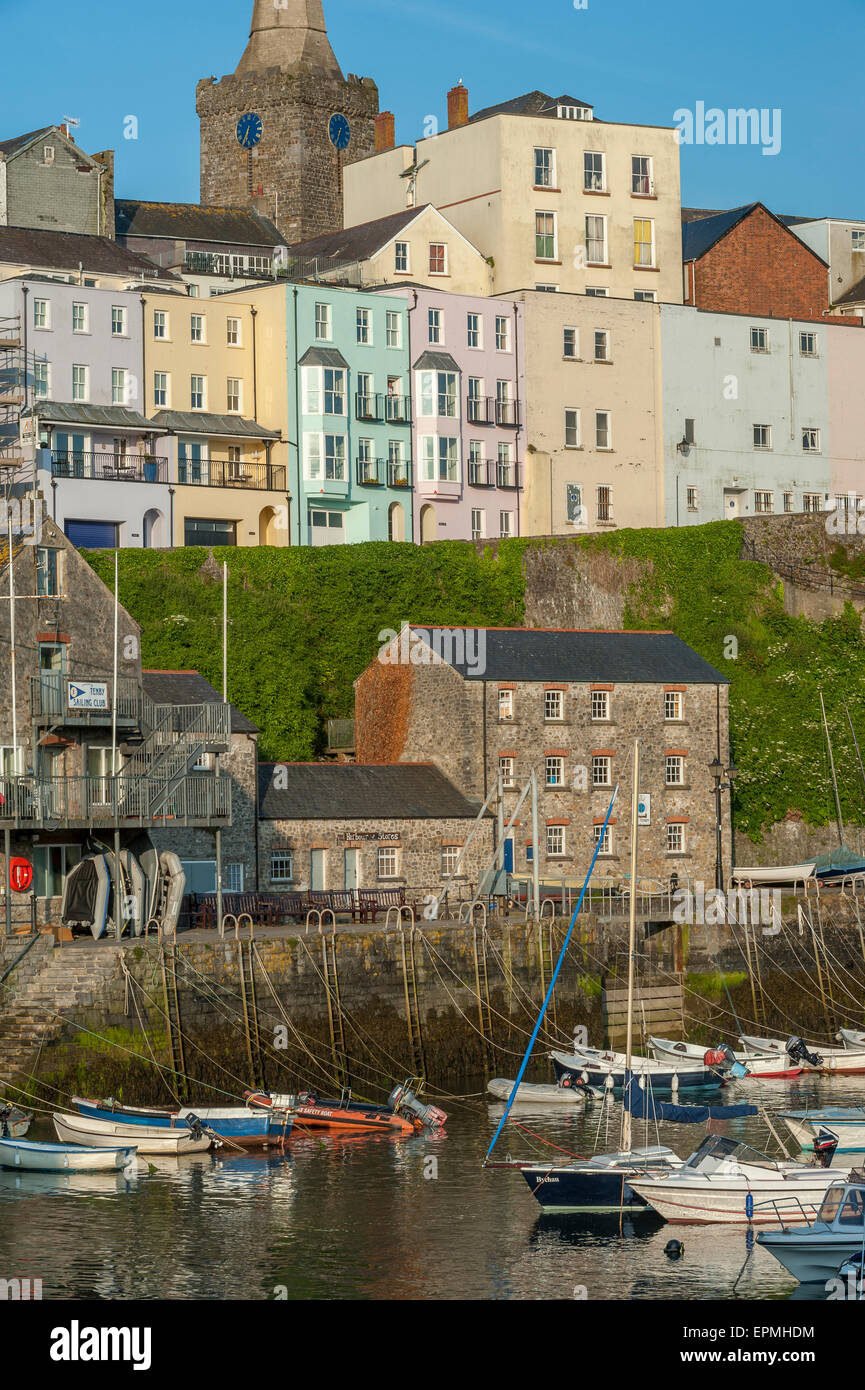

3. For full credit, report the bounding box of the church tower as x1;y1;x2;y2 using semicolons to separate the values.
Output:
197;0;378;243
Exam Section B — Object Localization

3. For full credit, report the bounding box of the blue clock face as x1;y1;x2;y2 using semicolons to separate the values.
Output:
328;113;351;151
236;113;262;149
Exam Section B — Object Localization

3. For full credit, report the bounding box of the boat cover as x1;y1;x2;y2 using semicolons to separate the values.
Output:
812;845;865;875
624;1073;758;1123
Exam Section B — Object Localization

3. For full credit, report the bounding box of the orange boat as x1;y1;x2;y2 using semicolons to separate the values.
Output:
243;1083;447;1135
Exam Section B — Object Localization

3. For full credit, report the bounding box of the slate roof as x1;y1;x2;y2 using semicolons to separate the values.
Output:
469;90;593;123
284;206;429;263
413;350;460;372
837;273;865;306
30;401;162;431
142;670;259;735
0;126;56;158
682;203;828;267
0;226;176;280
258;762;485;820
115;200;284;247
298;346;350;369
407;627;729;684
150;410;281;439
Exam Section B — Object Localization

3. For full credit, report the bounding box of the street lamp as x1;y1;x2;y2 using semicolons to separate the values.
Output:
709;757;737;890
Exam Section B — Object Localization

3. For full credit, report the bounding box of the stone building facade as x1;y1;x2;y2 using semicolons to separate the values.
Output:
197;0;378;243
355;626;732;888
0;125;114;239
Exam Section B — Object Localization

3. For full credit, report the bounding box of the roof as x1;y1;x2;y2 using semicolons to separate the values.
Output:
406;627;729;684
0;126;56;158
298;346;350;369
413;350;461;372
258;761;485;820
682;203;828;267
0;225;176;280
150;410;281;439
115;200;284;248
142;670;258;734
285;206;429;264
469;90;593;123
30;401;161;431
837;273;865;306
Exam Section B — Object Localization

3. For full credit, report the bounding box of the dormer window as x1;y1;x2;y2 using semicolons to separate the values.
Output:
43;146;55;165
557;104;591;120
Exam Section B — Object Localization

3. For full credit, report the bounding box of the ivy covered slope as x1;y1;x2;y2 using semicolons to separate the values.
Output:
85;523;865;840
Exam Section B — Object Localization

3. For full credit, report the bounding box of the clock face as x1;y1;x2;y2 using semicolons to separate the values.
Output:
328;113;351;151
236;112;262;149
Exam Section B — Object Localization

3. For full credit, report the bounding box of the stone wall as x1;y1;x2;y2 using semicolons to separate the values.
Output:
150;731;259;891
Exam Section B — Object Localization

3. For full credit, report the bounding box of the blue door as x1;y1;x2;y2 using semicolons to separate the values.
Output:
178;440;204;484
503;838;514;873
64;519;118;548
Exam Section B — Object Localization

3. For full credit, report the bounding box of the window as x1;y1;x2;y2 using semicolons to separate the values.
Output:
72;365;88;402
684;418;696;444
467;377;484;422
386;310;401;348
441;845;462;878
394;240;410;274
72;302;88;334
377;846;399;879
536;283;559;292
593;824;612;855
802;427;821;453
534;146;556;187
592;755;611;786
596;484;613;521
36;548;60;597
634;289;656;302
584;150;605;192
547;825;566;857
315;302;331;340
190;375;205;409
565;408;580;448
429;243;447;274
535;211;557;260
153;371;168;407
33;360;50;398
803;493;822;512
591;689;609;720
499;755;515;788
356;307;372;344
227;378;241;413
558;102;591;119
753;423;772;450
428;307;443;344
153;310;167;339
111;305;126;337
633;218;654;267
190;314;205;343
184;517;236;546
586;214;607;264
594;329;610;361
497;441;514;488
499;689;514;721
499;510;513;538
324;368;345;415
800;330;817;357
563;326;578;359
466;312;481;348
687;486;698;512
271;850;294;883
227;317;241;346
750;326;769;353
306;433;346;481
496;315;510;351
471;508;485;541
754;490;774;513
33;299;49;329
632;155;653;195
420;435;459;482
783;491;794;512
853;230;865;251
31;843;81;898
665;755;685;785
666;822;685;853
495;379;513;425
544;689;563;721
43;145;55;164
111;368;126;405
664;691;683;721
224;863;244;893
585;287;609;297
595;411;611;449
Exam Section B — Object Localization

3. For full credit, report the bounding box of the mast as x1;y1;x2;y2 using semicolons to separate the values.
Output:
819;690;844;849
844;701;865;809
622;737;640;1156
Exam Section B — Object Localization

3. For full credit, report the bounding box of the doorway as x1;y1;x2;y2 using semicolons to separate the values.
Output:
343;848;359;891
310;849;326;891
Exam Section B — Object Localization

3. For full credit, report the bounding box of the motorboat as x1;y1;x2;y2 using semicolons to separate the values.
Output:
731;863;816;887
551;1046;725;1093
0;1104;33;1138
489;1145;685;1213
71;1096;293;1147
757;1176;865;1283
649;1035;803;1079
780;1108;865;1154
741;1032;865;1076
0;1137;138;1173
838;1028;865;1049
486;1077;602;1105
629;1134;849;1225
262;1082;446;1134
53;1110;213;1155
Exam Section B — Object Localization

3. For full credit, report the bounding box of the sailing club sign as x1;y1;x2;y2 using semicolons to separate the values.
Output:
67;680;110;710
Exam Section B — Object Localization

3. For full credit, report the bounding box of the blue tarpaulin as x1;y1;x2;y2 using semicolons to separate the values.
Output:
624;1073;758;1124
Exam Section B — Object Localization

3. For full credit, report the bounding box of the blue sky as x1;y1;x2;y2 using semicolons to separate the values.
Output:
1;0;862;219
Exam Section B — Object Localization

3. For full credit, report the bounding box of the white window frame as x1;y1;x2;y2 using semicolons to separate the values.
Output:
495;315;511;351
72;301;88;334
153;310;167;340
594;329;610;362
33;298;50;329
753;423;772;450
595;410;611;449
226;317;241;347
499;755;515;789
633;217;655;268
111;305;127;337
111;368;127;405
535;210;558;261
190;374;206;410
546;825;566;857
315;302;332;341
583;150;606;192
153;371;169;408
356;306;373;345
498;689;514;721
394;241;410;274
750;325;769;353
190;313;205;344
377;845;400;879
534;146;556;188
428;307;444;344
802;427;821;453
592;755;611;787
385;310;401;348
270;850;294;883
591;689;609;720
666;822;686;854
466;312;482;349
72;364;89;402
226;377;242;413
664;691;683;721
564;408;581;448
544;689;564;721
429;242;447;275
665;754;685;786
563;326;578;359
593;823;612;855
586;214;607;265
631;155;653;195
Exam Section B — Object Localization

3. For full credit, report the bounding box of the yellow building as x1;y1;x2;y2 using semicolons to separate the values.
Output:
141;289;289;547
344;87;684;304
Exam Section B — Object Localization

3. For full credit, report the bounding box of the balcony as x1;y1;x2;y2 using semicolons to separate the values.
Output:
355;392;412;425
50;451;169;483
176;458;287;491
355;392;383;423
468;459;495;488
466;397;521;428
0;773;231;830
496;462;521;490
355;458;412;488
30;674;143;726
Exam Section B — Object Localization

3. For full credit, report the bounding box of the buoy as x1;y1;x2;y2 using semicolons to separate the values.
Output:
664;1239;684;1260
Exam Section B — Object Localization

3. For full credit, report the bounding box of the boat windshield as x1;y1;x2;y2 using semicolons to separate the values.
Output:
836;1188;865;1227
685;1135;740;1170
818;1186;849;1223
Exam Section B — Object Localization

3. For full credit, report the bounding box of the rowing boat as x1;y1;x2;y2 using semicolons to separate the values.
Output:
0;1137;138;1173
53;1111;212;1155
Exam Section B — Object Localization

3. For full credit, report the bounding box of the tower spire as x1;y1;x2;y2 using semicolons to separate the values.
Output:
235;0;343;79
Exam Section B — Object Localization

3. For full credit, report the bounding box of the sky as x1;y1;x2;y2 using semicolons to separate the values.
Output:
1;0;862;219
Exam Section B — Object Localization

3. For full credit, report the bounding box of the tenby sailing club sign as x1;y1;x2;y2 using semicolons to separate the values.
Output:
67;680;110;711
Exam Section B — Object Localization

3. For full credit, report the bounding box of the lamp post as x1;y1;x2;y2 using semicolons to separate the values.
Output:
709;757;738;891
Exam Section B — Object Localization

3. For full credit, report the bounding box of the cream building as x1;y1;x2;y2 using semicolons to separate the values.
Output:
345;87;684;303
510;288;664;535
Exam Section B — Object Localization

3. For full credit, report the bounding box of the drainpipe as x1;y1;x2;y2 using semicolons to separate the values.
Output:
251;306;258;420
21;285;29;413
482;678;488;801
512;300;522;536
407;290;417;541
168;485;175;550
252;735;261;890
292;287;302;547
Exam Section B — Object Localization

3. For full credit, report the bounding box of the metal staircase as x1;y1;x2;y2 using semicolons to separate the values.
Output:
118;693;231;819
0;316;26;474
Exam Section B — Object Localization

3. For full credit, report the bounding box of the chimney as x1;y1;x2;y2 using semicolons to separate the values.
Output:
92;149;115;240
60;123;68;138
374;111;395;153
447;82;469;130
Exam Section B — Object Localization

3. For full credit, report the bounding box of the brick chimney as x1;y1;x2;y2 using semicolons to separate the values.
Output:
447;83;469;130
374;111;395;152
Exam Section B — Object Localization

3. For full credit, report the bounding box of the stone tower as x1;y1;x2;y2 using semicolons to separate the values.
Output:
197;0;378;243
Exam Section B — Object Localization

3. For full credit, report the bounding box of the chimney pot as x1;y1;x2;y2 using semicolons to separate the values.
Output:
447;83;469;130
374;110;395;153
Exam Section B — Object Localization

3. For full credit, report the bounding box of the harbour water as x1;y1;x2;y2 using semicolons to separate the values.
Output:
2;1072;863;1301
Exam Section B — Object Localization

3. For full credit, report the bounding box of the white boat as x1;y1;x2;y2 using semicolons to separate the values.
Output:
629;1134;847;1225
53;1111;212;1155
552;1046;724;1093
649;1035;803;1079
780;1108;865;1154
0;1137;137;1173
838;1028;865;1049
486;1078;600;1105
740;1033;865;1075
731;863;816;886
758;1178;865;1283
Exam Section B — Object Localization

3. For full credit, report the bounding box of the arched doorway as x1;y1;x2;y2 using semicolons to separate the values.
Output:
420;504;436;544
388;501;405;542
143;508;165;548
259;504;280;546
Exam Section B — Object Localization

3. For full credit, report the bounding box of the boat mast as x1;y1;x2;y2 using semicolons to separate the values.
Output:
622;737;640;1156
844;701;865;811
819;690;844;848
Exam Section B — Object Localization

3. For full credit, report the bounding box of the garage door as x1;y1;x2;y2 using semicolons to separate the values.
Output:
65;519;119;548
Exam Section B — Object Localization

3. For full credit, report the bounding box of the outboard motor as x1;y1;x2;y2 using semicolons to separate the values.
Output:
786;1036;823;1069
706;1044;747;1078
813;1127;839;1168
558;1072;584;1090
388;1082;447;1129
243;1090;274;1110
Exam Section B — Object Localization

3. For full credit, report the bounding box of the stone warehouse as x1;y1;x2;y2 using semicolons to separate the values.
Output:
355;626;732;887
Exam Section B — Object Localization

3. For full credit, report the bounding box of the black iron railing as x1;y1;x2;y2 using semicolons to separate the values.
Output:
51;451;169;483
356;457;386;485
177;458;286;490
468;459;495;487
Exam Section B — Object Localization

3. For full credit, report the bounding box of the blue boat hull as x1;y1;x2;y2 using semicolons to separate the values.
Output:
519;1164;654;1212
73;1100;292;1145
551;1056;722;1093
